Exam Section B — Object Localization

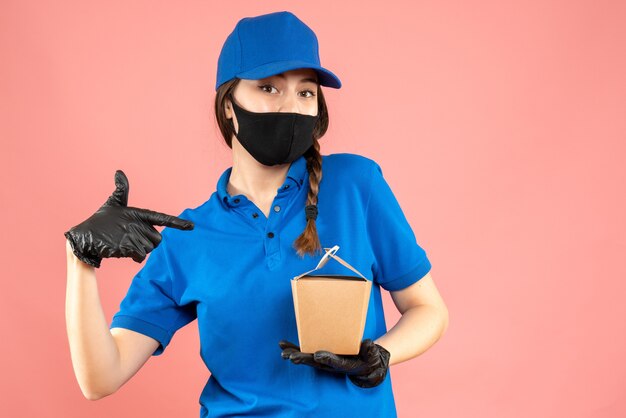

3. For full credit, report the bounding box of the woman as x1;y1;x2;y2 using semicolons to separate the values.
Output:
64;10;449;417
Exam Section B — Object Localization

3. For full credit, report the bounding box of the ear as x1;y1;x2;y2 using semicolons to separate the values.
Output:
225;98;232;119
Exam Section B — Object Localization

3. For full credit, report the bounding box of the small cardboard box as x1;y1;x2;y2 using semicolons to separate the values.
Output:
291;245;372;355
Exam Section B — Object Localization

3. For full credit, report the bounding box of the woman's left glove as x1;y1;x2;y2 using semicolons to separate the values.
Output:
279;338;391;388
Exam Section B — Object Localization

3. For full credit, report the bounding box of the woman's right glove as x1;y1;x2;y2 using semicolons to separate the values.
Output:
64;169;194;268
279;338;391;388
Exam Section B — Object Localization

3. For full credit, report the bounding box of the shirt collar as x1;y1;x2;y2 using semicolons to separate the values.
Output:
217;154;308;209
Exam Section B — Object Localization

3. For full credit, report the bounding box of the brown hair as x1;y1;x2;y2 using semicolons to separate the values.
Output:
214;77;330;258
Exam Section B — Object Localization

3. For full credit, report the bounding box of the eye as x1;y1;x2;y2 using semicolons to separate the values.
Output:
258;84;316;98
258;84;278;94
300;89;316;98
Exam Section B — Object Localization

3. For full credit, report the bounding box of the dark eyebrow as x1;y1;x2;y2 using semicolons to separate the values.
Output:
269;73;319;84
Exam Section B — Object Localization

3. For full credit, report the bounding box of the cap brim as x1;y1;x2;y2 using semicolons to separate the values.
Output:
236;60;342;89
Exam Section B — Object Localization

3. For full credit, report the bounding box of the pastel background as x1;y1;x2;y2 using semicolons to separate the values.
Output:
1;1;624;417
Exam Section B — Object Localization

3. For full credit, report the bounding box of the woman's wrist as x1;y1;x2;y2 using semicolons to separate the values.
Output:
66;239;95;270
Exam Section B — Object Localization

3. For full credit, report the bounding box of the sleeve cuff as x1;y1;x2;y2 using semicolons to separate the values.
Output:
109;314;172;356
378;256;432;291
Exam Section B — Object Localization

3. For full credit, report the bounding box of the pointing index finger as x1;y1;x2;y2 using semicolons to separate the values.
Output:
132;207;194;230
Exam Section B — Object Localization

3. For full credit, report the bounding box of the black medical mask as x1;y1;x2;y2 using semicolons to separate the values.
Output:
228;93;319;166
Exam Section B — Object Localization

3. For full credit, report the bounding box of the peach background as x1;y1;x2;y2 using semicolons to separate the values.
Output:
1;1;625;417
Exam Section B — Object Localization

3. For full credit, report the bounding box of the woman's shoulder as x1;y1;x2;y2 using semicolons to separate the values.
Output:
320;153;381;200
159;198;215;239
321;152;379;176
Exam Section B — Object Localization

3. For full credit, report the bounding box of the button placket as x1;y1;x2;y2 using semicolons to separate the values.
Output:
228;196;268;232
264;194;288;258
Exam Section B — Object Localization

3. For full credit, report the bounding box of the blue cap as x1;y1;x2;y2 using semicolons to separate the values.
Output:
215;11;342;91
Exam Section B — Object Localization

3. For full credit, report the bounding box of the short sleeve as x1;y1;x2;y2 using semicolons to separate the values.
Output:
365;160;432;291
109;230;197;356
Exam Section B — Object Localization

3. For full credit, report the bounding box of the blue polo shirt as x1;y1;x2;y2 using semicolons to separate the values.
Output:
110;152;432;418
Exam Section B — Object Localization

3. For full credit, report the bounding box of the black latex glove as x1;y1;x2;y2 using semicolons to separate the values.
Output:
64;170;194;268
279;338;391;388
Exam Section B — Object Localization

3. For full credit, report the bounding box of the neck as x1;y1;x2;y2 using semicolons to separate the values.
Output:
227;138;291;202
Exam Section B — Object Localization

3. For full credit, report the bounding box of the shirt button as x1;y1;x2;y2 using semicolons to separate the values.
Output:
285;184;290;189
233;198;240;204
252;212;259;218
273;205;281;212
267;232;274;238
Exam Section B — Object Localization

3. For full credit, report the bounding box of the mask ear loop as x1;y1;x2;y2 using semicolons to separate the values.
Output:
227;93;238;133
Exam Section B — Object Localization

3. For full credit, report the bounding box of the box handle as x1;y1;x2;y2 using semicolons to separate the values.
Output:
293;245;368;281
